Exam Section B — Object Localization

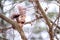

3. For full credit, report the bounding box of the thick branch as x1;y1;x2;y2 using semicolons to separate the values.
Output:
0;13;27;40
0;15;60;32
34;0;54;40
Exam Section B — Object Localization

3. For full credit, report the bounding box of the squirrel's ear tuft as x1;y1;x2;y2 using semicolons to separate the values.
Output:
10;12;20;19
13;15;19;18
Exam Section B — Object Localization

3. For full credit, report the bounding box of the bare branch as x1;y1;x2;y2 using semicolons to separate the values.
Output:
0;13;27;40
34;0;54;40
25;15;43;24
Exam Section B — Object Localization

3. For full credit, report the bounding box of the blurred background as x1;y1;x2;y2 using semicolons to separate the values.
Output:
0;0;60;40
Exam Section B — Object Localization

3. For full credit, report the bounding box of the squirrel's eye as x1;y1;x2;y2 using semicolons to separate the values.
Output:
21;22;24;24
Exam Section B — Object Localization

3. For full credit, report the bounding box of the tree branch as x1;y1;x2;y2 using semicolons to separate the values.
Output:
34;0;54;40
0;13;27;40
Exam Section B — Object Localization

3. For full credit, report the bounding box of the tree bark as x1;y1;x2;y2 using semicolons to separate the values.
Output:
34;0;54;40
0;13;27;40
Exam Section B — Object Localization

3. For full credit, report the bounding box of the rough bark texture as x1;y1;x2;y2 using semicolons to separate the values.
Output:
0;13;27;40
34;0;54;40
